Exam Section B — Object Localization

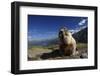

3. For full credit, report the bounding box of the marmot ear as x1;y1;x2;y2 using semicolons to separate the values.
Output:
63;27;68;30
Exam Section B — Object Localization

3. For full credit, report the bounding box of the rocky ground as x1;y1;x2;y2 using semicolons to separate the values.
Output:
28;47;88;61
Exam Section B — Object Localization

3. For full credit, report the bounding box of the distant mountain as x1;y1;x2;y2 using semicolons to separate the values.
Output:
70;25;87;34
28;38;59;47
28;27;88;48
72;27;88;43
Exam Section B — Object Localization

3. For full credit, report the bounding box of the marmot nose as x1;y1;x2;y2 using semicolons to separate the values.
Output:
60;30;63;32
60;31;63;34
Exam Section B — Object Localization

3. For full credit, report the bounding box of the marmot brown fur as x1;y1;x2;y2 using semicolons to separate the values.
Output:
59;27;77;56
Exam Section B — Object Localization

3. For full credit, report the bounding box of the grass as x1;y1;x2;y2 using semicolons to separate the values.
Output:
30;43;87;49
29;44;59;50
77;43;87;49
29;43;87;51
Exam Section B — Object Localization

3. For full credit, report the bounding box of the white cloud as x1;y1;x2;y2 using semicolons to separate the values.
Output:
69;29;75;33
78;19;87;26
69;29;79;34
68;19;87;35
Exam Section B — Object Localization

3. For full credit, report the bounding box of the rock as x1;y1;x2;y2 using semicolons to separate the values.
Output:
80;53;88;58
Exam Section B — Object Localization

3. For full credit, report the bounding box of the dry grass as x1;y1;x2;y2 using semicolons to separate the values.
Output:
28;43;87;61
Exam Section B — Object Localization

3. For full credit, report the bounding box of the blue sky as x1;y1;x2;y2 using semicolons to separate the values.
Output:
28;15;88;41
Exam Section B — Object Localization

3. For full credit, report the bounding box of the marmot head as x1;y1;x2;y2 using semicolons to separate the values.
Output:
59;27;71;39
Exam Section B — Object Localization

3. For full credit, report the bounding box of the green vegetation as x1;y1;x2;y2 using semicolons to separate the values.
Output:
29;44;59;50
77;43;87;49
29;43;87;50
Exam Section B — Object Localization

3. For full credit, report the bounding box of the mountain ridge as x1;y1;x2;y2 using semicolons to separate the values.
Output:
28;27;87;47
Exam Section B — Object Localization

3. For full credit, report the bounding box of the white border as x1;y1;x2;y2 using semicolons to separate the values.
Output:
20;6;95;70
